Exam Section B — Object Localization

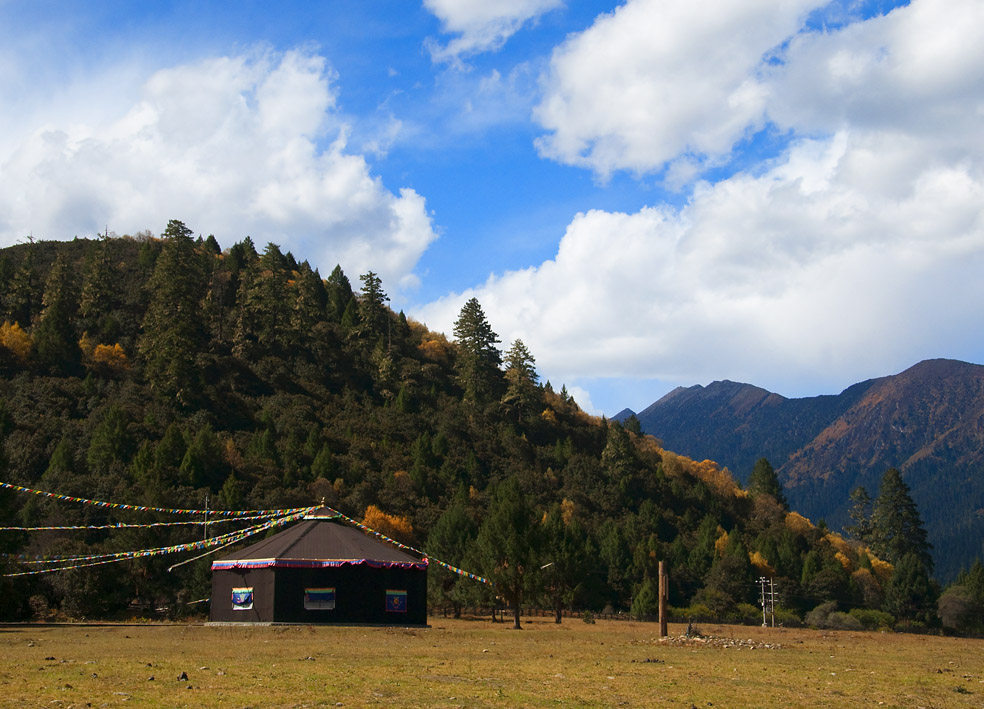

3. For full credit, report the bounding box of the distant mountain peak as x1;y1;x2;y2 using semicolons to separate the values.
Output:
628;358;984;581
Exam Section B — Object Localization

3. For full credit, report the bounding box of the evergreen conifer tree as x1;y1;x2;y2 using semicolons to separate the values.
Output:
747;458;788;509
452;297;502;405
34;253;80;373
138;220;207;406
474;476;537;629
870;468;933;572
502;338;539;421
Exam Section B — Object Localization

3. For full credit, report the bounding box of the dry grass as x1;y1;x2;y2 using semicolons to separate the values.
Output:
0;618;982;707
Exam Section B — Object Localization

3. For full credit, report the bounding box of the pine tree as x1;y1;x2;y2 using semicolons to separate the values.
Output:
234;242;293;357
291;261;328;346
452;297;501;405
426;488;478;619
747;458;788;509
79;238;118;340
474;477;537;629
4;243;40;326
883;552;937;624
540;503;589;623
34;253;80;373
325;265;353;322
845;486;873;542
502;339;539;421
138;220;207;406
870;468;933;572
357;271;389;337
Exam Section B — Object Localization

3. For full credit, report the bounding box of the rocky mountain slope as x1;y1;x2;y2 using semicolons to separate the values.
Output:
629;359;984;579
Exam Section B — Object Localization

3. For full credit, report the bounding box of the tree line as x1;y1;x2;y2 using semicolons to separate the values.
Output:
0;222;980;634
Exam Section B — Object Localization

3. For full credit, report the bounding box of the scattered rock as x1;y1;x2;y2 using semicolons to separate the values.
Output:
45;656;55;661
147;676;154;681
177;672;188;681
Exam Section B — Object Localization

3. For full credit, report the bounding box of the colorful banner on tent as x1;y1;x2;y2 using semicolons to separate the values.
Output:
231;587;253;610
304;587;336;610
385;589;407;613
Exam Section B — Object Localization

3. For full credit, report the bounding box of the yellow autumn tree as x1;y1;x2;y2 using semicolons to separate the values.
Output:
0;321;33;364
361;504;415;544
92;343;129;371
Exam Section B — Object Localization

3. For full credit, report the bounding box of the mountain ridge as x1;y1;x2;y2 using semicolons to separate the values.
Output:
632;358;984;580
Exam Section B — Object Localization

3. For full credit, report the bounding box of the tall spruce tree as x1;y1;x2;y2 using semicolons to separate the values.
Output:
34;253;80;373
540;503;590;623
138;220;207;406
870;468;933;572
452;297;501;405
845;485;873;542
426;488;478;619
502;338;539;422
357;271;389;337
325;264;353;322
474;476;538;629
747;457;788;509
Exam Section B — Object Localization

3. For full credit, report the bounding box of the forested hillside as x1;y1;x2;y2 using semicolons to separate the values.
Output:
0;224;978;634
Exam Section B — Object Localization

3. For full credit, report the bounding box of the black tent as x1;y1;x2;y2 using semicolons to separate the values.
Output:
209;509;427;625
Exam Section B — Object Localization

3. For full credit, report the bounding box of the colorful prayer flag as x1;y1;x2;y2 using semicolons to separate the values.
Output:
304;587;336;610
385;589;407;613
231;587;253;610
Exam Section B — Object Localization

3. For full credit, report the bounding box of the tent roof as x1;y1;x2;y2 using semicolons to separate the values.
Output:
211;508;426;571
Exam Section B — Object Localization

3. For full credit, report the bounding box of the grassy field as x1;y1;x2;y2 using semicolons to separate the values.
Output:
0;617;982;707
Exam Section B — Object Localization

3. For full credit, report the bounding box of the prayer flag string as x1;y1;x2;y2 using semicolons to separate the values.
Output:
2;509;314;576
0;513;284;532
0;481;309;517
316;504;491;586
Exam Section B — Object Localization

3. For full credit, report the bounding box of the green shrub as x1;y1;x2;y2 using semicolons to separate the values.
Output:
825;611;863;631
736;603;763;625
805;601;838;628
773;607;803;627
849;608;895;631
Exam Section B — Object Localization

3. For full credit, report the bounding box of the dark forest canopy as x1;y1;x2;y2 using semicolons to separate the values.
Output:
0;224;975;632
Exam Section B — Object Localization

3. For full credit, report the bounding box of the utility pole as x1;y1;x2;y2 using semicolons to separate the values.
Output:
759;576;778;627
203;494;209;541
759;577;767;626
658;561;668;637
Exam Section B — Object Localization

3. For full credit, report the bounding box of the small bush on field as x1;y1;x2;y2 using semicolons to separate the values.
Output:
581;611;595;624
826;612;863;631
807;602;865;630
894;619;931;634
736;603;762;625
849;608;895;631
774;607;803;627
806;601;838;628
670;604;716;623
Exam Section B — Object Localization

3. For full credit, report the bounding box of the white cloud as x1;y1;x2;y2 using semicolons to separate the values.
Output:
417;130;984;396
424;0;563;64
534;0;823;178
0;49;437;294
419;0;984;399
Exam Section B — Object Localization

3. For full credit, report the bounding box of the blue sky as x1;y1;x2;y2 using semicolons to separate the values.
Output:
2;0;982;416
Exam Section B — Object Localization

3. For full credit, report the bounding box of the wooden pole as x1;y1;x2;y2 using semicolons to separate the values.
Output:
658;560;668;637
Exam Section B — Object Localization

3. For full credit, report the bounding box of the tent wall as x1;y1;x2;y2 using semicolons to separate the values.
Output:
210;568;275;623
210;564;426;625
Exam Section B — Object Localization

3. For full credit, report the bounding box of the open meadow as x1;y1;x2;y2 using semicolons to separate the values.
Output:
0;617;981;707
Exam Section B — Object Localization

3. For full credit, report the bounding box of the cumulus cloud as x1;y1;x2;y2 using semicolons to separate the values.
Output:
424;0;563;64
534;0;823;178
0;49;437;293
419;0;984;402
